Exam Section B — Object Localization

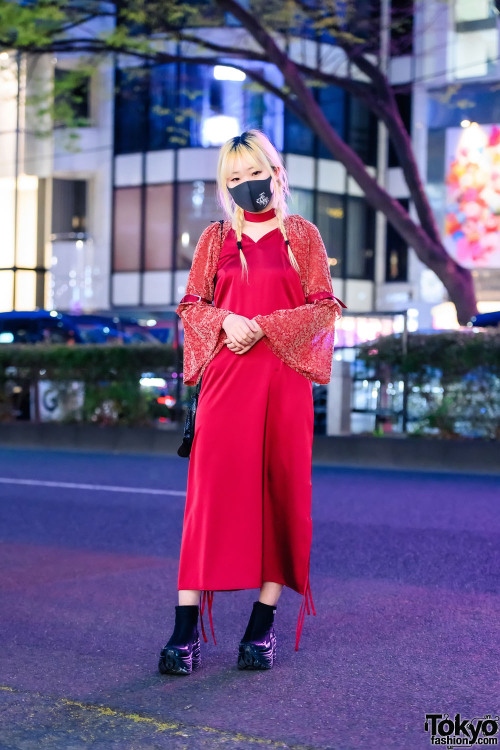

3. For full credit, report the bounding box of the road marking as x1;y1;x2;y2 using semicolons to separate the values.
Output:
1;686;311;749
0;477;185;496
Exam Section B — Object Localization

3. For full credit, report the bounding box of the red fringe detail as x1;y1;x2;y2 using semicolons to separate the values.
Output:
199;590;217;645
295;571;316;651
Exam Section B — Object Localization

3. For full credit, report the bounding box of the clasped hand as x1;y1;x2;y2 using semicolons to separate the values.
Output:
222;313;265;355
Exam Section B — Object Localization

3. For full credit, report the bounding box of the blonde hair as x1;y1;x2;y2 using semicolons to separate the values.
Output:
216;128;300;282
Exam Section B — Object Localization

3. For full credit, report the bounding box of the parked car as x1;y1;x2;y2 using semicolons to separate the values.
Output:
0;310;84;344
65;313;161;345
0;310;163;346
470;310;500;328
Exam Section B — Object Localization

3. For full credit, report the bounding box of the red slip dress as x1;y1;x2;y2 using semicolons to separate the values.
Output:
177;225;316;651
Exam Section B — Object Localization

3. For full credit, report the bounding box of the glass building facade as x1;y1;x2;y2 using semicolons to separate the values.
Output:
111;59;380;308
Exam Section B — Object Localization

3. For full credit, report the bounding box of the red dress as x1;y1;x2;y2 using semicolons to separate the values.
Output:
176;216;347;651
178;226;318;651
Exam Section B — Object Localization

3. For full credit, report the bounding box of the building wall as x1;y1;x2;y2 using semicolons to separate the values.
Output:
3;2;500;324
415;0;500;327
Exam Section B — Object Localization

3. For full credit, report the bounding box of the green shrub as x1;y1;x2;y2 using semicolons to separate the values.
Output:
0;343;181;426
358;331;500;439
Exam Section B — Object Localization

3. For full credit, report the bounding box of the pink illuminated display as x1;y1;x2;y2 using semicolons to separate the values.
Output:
334;316;402;348
445;123;500;268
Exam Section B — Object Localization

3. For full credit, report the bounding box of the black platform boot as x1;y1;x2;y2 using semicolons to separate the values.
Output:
237;600;277;670
158;604;201;675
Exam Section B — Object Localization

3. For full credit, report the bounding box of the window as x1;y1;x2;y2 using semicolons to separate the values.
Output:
115;61;280;153
284;107;315;156
317;86;346;160
391;0;413;56
385;199;409;282
388;92;412;168
453;0;497;79
287;188;314;222
114;67;149;154
285;88;376;165
113;183;175;273
427;82;500;129
427;129;446;184
54;67;91;128
145;184;174;271
345;0;381;54
349;96;378;168
316;193;345;279
113;187;142;271
178;63;205;147
177;181;220;269
202;65;277;147
149;64;178;151
51;178;87;239
0;271;14;313
346;197;375;280
316;194;376;281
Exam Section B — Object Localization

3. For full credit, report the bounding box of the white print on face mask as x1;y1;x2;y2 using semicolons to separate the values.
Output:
255;192;270;207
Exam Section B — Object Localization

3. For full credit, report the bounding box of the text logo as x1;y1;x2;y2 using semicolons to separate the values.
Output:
424;713;499;747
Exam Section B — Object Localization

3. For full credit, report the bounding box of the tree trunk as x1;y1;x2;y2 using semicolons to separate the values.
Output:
308;100;477;324
216;0;479;325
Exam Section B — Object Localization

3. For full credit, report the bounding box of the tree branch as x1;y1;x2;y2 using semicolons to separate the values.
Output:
213;0;471;303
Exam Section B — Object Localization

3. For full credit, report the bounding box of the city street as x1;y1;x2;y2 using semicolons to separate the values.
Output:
0;446;498;750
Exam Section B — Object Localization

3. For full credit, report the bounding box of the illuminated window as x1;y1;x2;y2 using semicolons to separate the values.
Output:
177;181;219;269
0;177;16;268
453;0;497;78
115;61;281;153
15;270;37;311
0;271;14;313
113;187;142;272
145;184;173;271
17;174;38;268
317;193;345;279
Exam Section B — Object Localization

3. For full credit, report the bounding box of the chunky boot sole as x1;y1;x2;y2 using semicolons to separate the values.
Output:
237;628;277;670
158;636;201;675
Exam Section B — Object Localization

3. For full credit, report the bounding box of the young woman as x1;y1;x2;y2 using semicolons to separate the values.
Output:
159;129;346;675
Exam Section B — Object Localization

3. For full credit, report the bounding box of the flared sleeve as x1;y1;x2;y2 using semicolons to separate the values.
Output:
176;223;234;386
253;222;347;385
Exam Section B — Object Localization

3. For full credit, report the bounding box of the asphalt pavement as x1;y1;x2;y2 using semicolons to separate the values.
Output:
0;447;498;750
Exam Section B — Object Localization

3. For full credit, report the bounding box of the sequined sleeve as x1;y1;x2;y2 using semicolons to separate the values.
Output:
253;223;347;385
176;224;234;386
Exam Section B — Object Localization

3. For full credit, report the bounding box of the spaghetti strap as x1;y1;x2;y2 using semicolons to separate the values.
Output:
199;590;217;645
295;568;316;651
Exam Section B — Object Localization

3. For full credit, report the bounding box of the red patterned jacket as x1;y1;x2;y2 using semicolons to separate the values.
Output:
176;215;347;386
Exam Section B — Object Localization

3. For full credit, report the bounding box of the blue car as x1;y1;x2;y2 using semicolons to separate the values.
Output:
0;310;84;344
66;314;160;345
470;311;500;328
0;310;162;345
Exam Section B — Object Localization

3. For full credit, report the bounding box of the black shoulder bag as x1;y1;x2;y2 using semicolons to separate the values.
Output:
177;219;224;458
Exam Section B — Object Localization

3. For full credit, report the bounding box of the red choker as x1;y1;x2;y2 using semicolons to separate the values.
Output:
243;207;276;223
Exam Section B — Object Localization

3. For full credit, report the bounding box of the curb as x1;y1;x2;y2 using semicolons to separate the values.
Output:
0;422;498;475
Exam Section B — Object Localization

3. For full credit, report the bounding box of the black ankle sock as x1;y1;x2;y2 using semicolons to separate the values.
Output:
242;600;276;642
166;605;199;646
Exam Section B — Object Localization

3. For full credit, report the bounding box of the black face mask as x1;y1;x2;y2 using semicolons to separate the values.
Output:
227;175;273;213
